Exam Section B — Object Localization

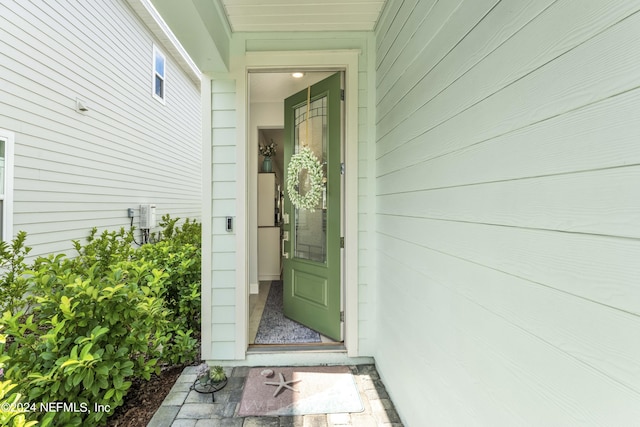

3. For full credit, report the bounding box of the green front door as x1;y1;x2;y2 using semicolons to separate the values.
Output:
282;72;342;341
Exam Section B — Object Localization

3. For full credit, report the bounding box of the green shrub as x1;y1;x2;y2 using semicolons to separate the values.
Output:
68;216;202;364
154;215;201;247
0;256;169;426
136;215;202;364
0;231;31;314
0;216;201;425
135;241;200;332
162;327;198;365
0;378;38;427
70;227;136;276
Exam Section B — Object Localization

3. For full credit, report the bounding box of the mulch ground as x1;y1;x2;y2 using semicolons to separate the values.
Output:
106;365;184;427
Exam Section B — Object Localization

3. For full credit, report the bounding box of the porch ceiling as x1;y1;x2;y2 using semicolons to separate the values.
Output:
149;0;387;72
219;0;387;32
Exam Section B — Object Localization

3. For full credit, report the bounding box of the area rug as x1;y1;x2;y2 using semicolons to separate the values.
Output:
254;281;321;344
237;366;364;416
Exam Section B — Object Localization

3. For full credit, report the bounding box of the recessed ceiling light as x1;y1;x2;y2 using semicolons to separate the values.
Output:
292;72;304;78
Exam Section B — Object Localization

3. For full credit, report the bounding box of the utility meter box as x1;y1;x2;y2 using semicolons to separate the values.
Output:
140;204;156;229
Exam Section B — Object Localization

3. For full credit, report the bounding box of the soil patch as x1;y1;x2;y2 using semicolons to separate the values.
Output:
106;365;183;427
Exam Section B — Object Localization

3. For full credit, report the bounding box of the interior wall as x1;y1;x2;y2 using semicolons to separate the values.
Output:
249;100;283;292
374;0;640;425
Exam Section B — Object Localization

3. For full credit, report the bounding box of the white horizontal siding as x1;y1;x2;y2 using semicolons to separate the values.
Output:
207;79;238;360
375;0;640;425
0;0;201;257
379;167;640;239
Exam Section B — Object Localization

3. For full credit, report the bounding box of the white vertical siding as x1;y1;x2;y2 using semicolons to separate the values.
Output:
206;79;238;359
375;0;640;425
0;1;201;257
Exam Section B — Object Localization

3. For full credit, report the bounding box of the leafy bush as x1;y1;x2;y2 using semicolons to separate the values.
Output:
135;240;200;333
0;378;38;427
70;227;136;276
0;231;31;314
0;216;201;426
136;215;202;364
153;215;201;247
71;217;201;364
1;256;169;426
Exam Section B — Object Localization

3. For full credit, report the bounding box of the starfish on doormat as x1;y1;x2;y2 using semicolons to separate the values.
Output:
264;372;302;397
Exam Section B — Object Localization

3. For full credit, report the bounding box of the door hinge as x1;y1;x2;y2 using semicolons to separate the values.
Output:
340;89;345;101
340;311;345;322
340;162;345;175
340;237;344;248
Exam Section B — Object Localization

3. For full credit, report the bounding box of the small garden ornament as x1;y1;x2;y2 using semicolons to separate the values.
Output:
193;363;227;401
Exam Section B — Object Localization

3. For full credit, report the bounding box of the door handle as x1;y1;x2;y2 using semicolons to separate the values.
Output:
281;231;289;259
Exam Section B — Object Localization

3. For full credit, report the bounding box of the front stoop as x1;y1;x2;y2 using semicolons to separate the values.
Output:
147;364;403;427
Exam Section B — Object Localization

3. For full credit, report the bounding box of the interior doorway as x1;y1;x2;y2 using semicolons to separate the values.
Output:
248;70;343;348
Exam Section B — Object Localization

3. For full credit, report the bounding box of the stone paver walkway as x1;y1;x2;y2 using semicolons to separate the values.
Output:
147;364;403;426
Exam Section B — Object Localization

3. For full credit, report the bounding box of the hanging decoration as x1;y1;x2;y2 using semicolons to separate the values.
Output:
286;86;325;211
287;146;324;211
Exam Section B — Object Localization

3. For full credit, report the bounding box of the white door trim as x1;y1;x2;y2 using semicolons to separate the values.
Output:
238;49;360;358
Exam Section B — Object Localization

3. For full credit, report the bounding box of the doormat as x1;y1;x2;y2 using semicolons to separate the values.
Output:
254;281;321;344
237;366;364;416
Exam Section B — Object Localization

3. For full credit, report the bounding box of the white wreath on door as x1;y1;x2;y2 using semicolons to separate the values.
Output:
286;146;324;212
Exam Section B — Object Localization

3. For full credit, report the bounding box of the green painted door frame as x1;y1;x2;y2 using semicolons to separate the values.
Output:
283;72;342;341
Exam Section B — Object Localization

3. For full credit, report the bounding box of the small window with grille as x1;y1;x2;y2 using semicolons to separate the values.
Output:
152;44;166;103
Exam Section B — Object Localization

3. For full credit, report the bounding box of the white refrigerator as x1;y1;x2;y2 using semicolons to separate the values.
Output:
258;173;281;280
